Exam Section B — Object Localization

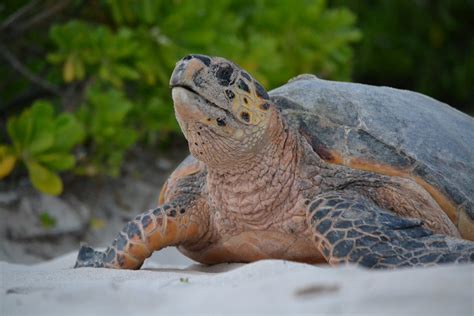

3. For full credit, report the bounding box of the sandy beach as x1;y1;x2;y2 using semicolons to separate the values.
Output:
1;247;473;316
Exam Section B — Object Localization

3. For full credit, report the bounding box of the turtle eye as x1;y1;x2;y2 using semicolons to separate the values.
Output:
260;103;270;110
225;90;235;99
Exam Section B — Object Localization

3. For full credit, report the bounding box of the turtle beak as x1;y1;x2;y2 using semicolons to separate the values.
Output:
170;54;212;88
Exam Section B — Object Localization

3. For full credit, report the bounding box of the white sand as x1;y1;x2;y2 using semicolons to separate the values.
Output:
1;248;473;316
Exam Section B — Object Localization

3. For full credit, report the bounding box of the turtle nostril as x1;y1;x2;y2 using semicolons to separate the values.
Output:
183;55;193;61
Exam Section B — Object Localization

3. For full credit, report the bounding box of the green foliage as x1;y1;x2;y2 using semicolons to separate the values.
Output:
1;0;361;193
334;1;474;112
2;101;84;195
76;86;138;176
48;21;141;86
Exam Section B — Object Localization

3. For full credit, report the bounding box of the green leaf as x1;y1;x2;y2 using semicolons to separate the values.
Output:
52;113;85;151
36;153;76;171
6;101;55;155
26;161;63;196
63;54;76;82
39;212;57;229
28;101;55;155
0;145;17;179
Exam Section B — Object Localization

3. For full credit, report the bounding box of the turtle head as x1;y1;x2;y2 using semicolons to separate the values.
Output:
170;54;276;167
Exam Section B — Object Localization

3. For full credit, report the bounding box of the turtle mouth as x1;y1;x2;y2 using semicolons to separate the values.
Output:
171;84;236;121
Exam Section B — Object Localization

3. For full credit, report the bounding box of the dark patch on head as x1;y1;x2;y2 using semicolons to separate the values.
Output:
125;222;141;239
237;79;250;92
304;200;310;205
241;71;251;81
259;102;270;110
316;219;332;234
225;89;235;99
333;240;354;258
240;112;250;122
180;208;186;214
182;55;193;61
141;215;152;229
168;209;177;217
254;81;269;100
192;54;211;66
215;64;234;86
163;205;170;210
192;68;205;87
104;248;116;263
243;97;248;104
216;117;226;126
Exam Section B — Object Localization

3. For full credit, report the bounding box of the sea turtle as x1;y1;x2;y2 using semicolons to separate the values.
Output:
75;55;474;269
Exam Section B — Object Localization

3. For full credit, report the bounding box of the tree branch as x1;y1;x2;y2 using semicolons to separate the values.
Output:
1;0;41;30
0;42;61;95
15;0;72;34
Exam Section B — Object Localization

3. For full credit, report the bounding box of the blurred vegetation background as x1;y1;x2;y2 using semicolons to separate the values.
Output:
0;0;472;196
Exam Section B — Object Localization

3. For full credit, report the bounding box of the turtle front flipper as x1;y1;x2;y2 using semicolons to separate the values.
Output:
75;244;108;268
305;191;474;268
75;198;209;270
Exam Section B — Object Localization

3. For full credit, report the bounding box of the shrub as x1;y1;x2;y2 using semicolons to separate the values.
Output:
1;0;361;193
1;101;84;195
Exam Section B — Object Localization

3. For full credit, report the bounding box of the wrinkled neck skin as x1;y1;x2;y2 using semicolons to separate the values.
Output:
205;109;314;230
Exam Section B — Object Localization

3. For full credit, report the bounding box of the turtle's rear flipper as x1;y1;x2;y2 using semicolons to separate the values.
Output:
74;244;106;268
306;191;474;268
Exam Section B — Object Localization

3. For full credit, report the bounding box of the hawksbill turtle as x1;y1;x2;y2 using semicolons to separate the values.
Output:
75;55;474;269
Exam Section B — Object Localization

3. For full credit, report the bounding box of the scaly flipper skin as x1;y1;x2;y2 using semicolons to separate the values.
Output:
307;191;474;268
75;170;209;269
